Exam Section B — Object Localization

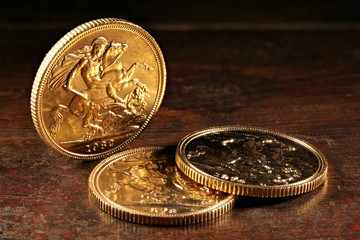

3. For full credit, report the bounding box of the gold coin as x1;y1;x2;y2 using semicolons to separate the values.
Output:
89;147;235;225
31;18;166;160
176;126;328;197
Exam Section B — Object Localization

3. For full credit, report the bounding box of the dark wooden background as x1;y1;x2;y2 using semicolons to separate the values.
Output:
0;1;359;239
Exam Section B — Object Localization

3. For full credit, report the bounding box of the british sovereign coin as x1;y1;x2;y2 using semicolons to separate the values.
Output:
176;126;328;197
89;147;235;225
31;18;166;160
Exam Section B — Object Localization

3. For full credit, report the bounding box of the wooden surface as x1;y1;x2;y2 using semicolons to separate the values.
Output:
1;1;359;239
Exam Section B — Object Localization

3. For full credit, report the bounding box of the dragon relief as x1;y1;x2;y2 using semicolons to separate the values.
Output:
185;132;316;186
47;36;152;143
103;152;218;212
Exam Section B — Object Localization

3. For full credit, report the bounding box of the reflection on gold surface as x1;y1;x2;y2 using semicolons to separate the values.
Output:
186;131;319;186
92;196;231;232
31;19;166;159
48;37;151;143
99;149;231;214
90;147;235;225
176;126;327;197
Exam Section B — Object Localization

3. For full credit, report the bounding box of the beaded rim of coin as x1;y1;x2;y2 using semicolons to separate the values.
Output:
176;126;328;198
30;18;166;160
89;146;236;226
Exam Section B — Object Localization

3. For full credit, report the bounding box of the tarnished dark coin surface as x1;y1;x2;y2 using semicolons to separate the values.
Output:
89;147;235;225
176;126;327;197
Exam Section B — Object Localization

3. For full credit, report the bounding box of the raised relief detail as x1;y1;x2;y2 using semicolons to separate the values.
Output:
102;152;220;214
47;37;152;143
186;132;318;186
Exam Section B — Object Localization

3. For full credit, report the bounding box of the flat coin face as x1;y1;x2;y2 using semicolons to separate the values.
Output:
176;126;328;197
89;147;235;225
31;18;166;160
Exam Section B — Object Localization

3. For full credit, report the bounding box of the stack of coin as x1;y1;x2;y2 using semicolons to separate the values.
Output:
31;18;328;226
89;146;236;225
175;126;328;198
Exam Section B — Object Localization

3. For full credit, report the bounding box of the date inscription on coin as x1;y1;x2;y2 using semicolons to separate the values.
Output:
96;148;231;215
31;19;166;159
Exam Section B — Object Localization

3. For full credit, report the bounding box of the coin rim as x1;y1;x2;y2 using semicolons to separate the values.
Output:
176;126;328;197
89;146;236;225
30;18;166;160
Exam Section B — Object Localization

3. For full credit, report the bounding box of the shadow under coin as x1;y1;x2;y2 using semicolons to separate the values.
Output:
234;179;328;216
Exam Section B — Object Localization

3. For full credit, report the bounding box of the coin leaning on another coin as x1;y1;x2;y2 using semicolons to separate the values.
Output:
31;18;166;160
89;146;236;225
176;126;328;197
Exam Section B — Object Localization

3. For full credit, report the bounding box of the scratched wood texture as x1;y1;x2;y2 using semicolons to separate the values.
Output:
0;1;359;239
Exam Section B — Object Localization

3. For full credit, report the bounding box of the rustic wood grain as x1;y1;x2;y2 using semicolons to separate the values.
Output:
0;1;359;239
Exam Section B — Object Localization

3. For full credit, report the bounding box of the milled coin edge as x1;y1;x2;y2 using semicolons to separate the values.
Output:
175;126;328;197
88;146;236;225
30;18;167;160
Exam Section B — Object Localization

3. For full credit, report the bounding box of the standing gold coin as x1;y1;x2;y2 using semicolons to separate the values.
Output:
176;126;328;197
31;18;166;160
89;147;235;225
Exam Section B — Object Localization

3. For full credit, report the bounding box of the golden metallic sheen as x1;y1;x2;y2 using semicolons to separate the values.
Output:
176;126;328;197
31;18;166;160
89;147;235;225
